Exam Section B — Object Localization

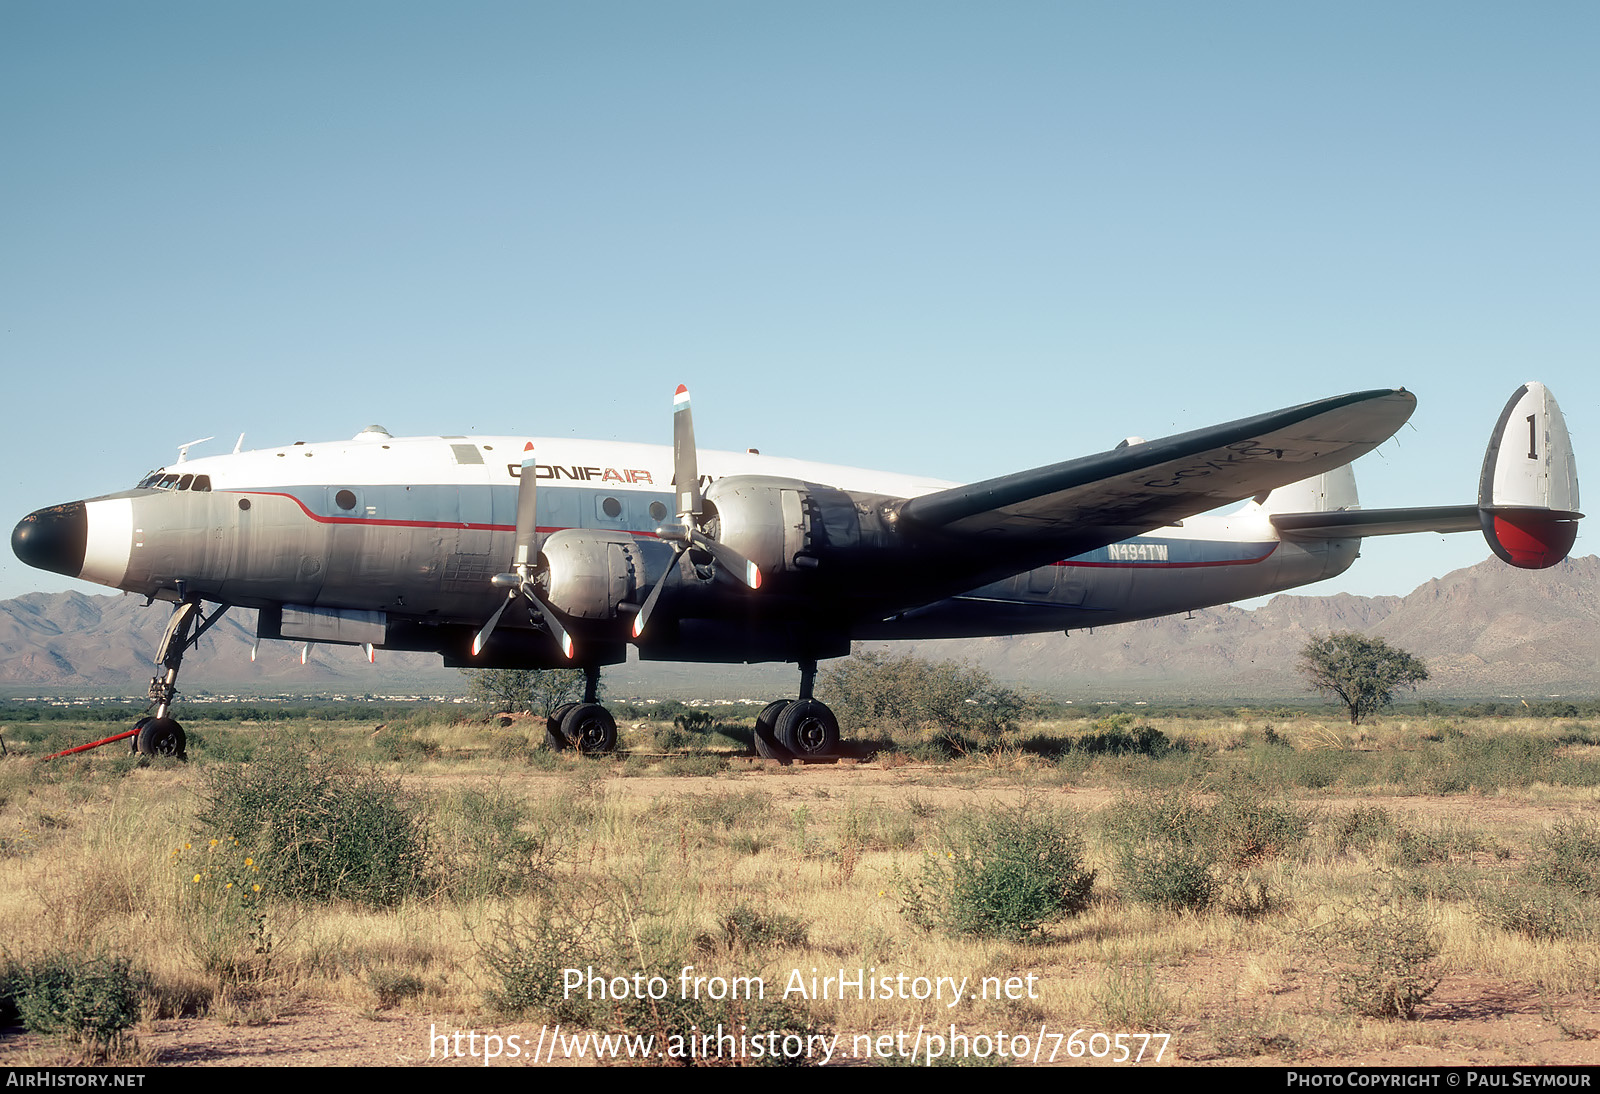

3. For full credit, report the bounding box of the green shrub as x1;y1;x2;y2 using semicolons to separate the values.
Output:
481;883;825;1064
822;651;1033;739
1329;806;1398;856
902;804;1095;940
1102;783;1308;912
705;904;810;953
1532;817;1600;895
1476;883;1591;942
1314;885;1440;1020
196;748;431;906
435;787;553;899
3;952;145;1046
1116;839;1218;911
1073;715;1176;757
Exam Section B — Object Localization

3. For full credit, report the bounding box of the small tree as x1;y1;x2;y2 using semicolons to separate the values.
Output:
1298;633;1428;724
461;668;591;717
821;651;1032;739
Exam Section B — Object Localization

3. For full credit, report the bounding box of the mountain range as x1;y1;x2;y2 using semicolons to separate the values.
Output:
1;554;1594;700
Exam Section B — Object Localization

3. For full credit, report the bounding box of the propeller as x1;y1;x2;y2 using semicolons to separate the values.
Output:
471;442;574;659
633;385;761;639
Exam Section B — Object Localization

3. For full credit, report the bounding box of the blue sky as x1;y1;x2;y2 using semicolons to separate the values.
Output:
3;2;1595;603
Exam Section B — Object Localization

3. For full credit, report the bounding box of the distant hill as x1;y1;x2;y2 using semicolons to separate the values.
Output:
1;555;1595;700
870;555;1600;699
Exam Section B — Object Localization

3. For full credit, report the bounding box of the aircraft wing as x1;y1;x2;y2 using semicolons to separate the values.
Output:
1270;505;1480;539
898;389;1417;550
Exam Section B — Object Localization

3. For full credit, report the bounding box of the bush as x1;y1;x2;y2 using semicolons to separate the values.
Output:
481;882;825;1064
902;803;1095;940
703;905;810;953
1476;883;1592;942
1102;783;1309;911
435;787;554;900
1532;817;1600;895
822;651;1033;740
3;952;145;1047
197;749;431;906
1314;885;1440;1019
1072;714;1176;757
1115;839;1218;911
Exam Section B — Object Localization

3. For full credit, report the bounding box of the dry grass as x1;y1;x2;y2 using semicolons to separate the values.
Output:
1;710;1598;1064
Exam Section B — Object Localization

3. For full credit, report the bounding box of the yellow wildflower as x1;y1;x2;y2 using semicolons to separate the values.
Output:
192;874;201;883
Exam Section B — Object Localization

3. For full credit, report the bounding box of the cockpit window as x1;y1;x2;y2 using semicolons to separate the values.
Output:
137;469;211;492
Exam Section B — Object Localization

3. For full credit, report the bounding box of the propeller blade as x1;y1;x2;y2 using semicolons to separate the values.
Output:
525;587;575;659
672;385;701;519
471;596;512;657
632;544;687;638
513;442;539;571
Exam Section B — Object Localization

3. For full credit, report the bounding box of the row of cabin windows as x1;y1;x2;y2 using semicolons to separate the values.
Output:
137;471;212;492
135;473;671;528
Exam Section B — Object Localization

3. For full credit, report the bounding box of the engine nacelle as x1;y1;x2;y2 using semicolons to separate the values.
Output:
541;529;673;620
702;475;901;576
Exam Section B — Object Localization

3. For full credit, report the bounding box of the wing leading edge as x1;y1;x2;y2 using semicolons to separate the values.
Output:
898;389;1417;551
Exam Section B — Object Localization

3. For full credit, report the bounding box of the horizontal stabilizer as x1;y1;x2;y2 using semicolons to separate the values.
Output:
1272;505;1480;539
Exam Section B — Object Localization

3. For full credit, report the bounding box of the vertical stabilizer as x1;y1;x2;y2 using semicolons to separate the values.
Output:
1478;382;1582;568
1255;463;1359;516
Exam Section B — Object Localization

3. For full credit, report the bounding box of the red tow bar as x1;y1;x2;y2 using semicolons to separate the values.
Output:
43;727;141;761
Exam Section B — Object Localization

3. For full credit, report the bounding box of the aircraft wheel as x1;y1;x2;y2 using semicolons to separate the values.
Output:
130;716;151;752
753;700;792;761
136;717;187;760
561;703;617;754
546;702;578;750
775;700;839;759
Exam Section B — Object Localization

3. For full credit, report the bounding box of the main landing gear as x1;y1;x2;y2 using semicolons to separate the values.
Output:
543;665;619;754
752;659;841;762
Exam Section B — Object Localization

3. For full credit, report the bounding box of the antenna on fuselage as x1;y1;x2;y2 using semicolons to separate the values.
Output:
233;434;245;454
175;437;215;464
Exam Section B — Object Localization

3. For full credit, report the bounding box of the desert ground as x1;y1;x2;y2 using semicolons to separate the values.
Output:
2;706;1598;1067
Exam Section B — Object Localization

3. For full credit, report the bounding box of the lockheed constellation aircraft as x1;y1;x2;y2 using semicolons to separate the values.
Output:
10;383;1581;761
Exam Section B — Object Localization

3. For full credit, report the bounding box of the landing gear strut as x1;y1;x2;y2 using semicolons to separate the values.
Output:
754;659;842;762
129;595;229;761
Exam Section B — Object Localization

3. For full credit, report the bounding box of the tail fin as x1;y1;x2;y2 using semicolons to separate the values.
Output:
1478;381;1582;568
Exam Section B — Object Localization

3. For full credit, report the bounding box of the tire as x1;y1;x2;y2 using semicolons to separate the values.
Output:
775;700;839;759
561;703;617;754
136;717;187;760
130;716;151;752
753;700;792;761
545;702;578;750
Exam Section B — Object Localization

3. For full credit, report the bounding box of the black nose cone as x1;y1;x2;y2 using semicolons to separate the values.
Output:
12;502;87;578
